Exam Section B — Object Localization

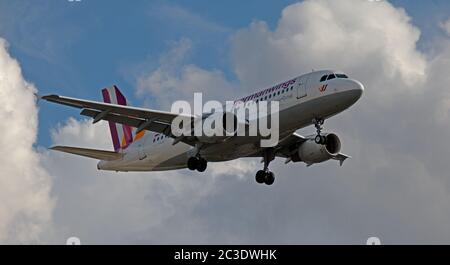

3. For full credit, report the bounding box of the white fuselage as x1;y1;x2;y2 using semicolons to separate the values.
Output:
97;70;364;172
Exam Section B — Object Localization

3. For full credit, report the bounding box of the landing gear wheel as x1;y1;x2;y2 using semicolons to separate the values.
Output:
187;157;208;172
197;158;207;172
187;157;199;171
313;118;326;145
255;170;266;184
264;171;275;185
256;149;276;185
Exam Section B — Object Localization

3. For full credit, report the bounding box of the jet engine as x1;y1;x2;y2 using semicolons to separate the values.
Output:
297;133;341;164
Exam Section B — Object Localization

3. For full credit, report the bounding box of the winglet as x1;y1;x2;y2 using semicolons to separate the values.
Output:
333;153;351;166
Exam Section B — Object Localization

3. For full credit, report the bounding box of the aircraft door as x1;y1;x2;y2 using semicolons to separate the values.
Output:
297;75;309;99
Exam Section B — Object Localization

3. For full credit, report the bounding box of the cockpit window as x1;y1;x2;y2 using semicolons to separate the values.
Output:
327;74;336;80
320;75;327;82
336;74;348;78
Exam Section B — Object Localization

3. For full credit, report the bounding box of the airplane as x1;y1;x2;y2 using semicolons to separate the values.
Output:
41;70;364;185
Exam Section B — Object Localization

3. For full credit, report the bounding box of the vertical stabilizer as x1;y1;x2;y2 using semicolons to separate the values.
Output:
101;86;133;152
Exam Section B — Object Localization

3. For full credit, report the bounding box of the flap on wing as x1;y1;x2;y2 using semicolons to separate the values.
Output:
50;146;123;161
80;109;171;134
79;109;196;146
273;132;308;158
279;132;307;146
42;94;198;146
42;94;194;124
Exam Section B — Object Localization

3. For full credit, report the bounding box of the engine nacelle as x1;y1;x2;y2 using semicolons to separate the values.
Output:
195;112;238;143
297;133;341;164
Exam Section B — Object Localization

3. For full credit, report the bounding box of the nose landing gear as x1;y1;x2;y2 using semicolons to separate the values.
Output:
187;156;208;172
313;118;327;145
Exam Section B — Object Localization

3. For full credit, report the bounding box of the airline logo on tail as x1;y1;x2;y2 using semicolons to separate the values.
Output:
102;86;134;152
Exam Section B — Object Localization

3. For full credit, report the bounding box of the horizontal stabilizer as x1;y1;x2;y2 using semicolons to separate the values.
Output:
50;146;123;161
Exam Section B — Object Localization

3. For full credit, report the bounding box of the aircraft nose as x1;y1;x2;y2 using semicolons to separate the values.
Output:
350;79;364;100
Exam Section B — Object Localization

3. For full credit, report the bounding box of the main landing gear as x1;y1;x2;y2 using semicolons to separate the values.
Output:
187;156;208;172
255;170;275;185
313;118;327;145
255;149;275;185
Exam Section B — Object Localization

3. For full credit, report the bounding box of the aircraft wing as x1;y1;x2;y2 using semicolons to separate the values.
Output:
278;132;308;147
42;94;193;123
244;132;305;158
42;94;197;145
50;146;123;161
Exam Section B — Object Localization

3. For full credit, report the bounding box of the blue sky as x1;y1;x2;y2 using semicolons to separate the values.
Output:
0;0;449;147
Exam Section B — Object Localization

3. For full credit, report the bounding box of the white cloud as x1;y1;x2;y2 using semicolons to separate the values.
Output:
426;40;450;122
50;117;111;150
439;17;450;36
149;4;229;34
231;0;426;97
41;118;255;244
0;38;53;243
219;0;450;243
136;38;238;109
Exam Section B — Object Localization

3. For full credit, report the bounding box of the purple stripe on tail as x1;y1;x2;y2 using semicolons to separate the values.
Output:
114;85;133;149
102;88;121;152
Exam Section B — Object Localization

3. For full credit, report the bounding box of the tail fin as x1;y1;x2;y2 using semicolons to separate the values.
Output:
101;86;134;152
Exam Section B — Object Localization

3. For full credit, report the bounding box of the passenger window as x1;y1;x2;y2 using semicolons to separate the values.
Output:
336;74;348;78
320;75;327;82
327;74;336;80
